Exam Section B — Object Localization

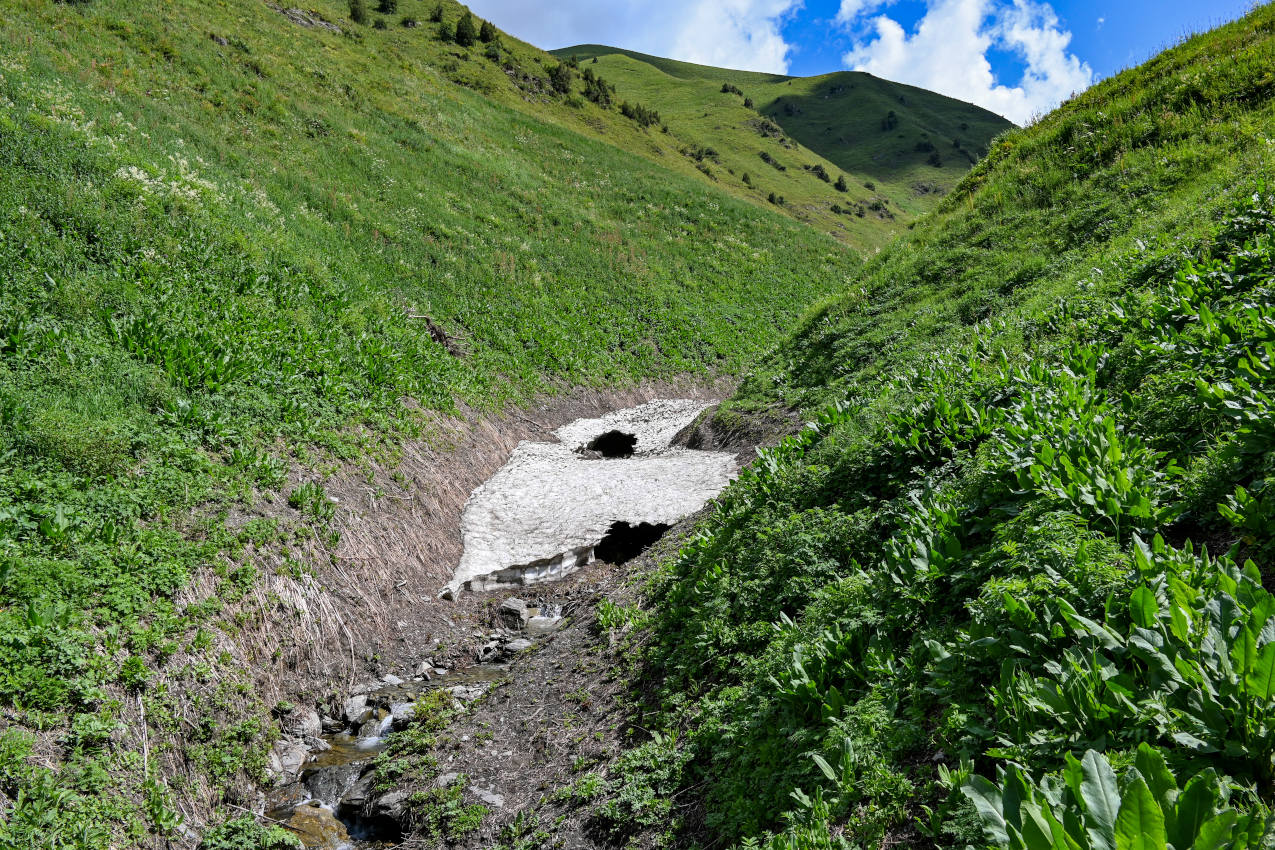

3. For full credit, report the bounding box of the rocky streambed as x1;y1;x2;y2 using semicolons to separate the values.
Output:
264;600;560;849
263;400;737;848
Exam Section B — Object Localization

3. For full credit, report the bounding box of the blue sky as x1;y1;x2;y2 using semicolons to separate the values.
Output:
466;0;1258;124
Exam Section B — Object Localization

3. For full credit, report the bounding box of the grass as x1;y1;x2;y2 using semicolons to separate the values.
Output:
555;44;1012;245
0;0;875;845
579;5;1275;849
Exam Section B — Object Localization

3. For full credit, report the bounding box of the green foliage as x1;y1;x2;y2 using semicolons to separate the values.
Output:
620;100;661;128
548;61;574;95
479;19;498;43
348;0;368;25
963;745;1274;850
454;12;477;47
198;816;301;850
594;10;1275;844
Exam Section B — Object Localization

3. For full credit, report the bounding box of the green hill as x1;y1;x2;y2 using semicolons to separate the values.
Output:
554;44;1013;242
6;0;1273;847
0;0;874;844
571;5;1275;849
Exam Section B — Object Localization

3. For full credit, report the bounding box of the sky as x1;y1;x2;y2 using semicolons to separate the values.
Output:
464;0;1258;125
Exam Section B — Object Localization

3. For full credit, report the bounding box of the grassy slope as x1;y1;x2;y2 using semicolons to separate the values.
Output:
555;44;1012;242
0;0;876;845
575;6;1275;849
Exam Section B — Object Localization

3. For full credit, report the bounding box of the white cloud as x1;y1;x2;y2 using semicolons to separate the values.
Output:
465;0;802;74
839;0;1094;124
835;0;893;26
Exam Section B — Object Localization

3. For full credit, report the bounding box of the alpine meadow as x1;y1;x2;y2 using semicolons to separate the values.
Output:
1;1;1274;850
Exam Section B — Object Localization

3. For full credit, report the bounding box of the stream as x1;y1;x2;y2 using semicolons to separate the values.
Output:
264;400;737;848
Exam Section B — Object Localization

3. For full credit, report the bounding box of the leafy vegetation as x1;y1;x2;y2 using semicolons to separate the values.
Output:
584;7;1275;848
0;0;868;845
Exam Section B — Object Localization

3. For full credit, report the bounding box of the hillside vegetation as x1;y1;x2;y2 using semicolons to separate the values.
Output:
0;0;876;844
556;44;1011;243
565;6;1275;849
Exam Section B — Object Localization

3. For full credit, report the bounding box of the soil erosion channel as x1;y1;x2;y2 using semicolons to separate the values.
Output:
267;399;738;848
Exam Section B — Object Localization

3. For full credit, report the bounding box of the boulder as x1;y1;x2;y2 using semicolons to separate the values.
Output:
373;789;410;816
283;801;350;850
504;638;534;654
499;597;529;628
448;685;486;703
381;673;404;686
471;787;505;809
390;702;416;730
342;694;368;724
340;773;374;809
271;739;309;776
295;709;323;739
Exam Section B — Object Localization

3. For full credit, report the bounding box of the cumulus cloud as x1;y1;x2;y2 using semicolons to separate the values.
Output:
835;0;893;26
840;0;1094;124
466;0;802;74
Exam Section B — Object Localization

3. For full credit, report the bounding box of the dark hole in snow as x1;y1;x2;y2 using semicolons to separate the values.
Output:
595;521;671;564
585;430;638;458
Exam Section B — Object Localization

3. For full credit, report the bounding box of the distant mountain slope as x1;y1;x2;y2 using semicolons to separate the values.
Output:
562;6;1275;850
554;44;1012;235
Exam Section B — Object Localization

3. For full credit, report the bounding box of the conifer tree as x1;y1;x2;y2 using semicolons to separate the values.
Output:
428;2;443;22
479;20;497;43
455;11;477;46
349;0;368;24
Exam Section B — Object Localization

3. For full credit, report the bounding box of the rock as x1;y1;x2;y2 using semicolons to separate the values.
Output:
500;597;529;628
321;715;344;733
389;701;416;728
505;638;533;653
282;801;350;850
433;667;449;676
448;685;486;703
295;709;323;738
373;789;410;815
526;615;562;637
471;788;505;809
435;771;461;788
415;661;433;679
305;762;365;807
340;773;374;809
381;673;404;686
271;739;309;776
342;694;368;724
357;712;391;740
477;640;501;663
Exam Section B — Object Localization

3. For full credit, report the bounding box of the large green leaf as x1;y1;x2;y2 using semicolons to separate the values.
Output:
964;775;1010;847
1244;641;1275;700
1080;750;1120;850
1133;745;1177;839
1130;587;1160;630
1189;810;1237;850
1173;769;1223;850
1231;624;1258;678
1114;776;1167;850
